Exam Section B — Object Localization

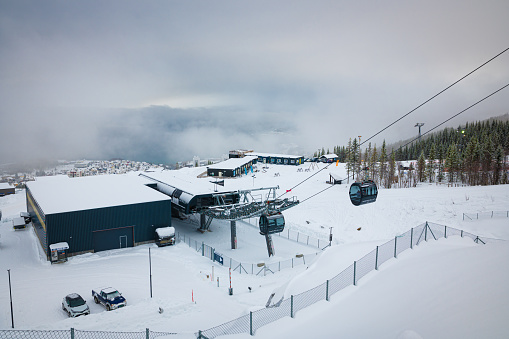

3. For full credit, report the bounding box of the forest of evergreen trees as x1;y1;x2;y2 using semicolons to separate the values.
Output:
314;118;509;188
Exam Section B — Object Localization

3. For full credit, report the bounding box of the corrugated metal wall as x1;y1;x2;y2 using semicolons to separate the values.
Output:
46;200;171;255
26;188;48;255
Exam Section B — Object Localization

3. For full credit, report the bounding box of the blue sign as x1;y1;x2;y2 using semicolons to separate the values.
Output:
214;253;224;265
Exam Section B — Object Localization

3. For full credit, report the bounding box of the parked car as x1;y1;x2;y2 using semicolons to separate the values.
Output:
155;226;175;247
62;293;90;317
12;217;27;230
92;287;126;311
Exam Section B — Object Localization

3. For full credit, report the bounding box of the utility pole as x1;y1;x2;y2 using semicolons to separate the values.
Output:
8;269;14;328
149;248;153;298
415;123;424;139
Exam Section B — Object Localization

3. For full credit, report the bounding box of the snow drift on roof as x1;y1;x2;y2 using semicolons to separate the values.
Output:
26;173;171;215
207;156;257;170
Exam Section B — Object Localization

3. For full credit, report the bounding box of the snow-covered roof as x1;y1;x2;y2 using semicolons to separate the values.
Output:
101;287;118;294
26;174;171;215
156;227;175;238
0;183;13;189
49;242;69;250
139;171;235;197
249;152;303;159
207;156;257;170
320;154;338;159
13;217;26;226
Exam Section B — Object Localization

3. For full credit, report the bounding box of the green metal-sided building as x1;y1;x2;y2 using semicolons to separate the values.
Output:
25;174;172;259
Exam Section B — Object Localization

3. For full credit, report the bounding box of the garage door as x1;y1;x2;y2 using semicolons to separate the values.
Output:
93;226;134;253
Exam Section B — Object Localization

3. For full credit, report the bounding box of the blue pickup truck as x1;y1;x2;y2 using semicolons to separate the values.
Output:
92;287;126;311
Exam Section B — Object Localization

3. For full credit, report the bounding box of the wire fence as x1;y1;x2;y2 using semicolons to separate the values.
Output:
275;228;326;249
0;328;181;339
1;222;504;339
175;232;321;275
463;210;509;220
197;221;504;338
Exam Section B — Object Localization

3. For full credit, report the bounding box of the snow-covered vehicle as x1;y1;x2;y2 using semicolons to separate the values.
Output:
12;217;27;230
62;293;90;317
92;287;126;311
155;226;175;247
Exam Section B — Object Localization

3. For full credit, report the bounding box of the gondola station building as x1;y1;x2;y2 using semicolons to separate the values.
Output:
25;174;172;259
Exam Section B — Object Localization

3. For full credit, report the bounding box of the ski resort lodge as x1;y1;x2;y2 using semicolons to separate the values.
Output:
207;156;258;177
0;182;15;196
228;150;304;166
25;174;172;259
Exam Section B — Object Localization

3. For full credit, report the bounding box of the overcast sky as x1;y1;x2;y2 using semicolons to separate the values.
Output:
1;0;508;165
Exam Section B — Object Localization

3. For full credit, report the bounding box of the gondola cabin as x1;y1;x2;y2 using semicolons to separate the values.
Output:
259;212;285;235
349;180;378;206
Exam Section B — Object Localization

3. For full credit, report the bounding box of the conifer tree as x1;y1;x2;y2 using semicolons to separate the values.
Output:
426;143;436;182
388;151;396;188
369;144;378;181
436;144;445;182
346;138;352;183
417;151;426;182
379;140;388;187
492;145;504;185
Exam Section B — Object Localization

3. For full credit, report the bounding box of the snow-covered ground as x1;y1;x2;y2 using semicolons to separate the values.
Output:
1;162;508;338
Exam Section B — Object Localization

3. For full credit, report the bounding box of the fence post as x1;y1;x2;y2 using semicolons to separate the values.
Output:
410;228;413;249
202;242;204;256
425;222;428;241
146;328;149;339
444;226;447;239
353;261;357;286
326;280;330;301
375;246;379;270
71;328;74;339
291;295;294;318
250;311;253;336
461;230;463;238
394;236;397;258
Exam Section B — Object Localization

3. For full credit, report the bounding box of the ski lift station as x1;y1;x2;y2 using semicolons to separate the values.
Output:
23;150;373;260
25;174;173;259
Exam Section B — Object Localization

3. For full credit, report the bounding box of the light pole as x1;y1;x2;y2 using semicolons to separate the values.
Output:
8;269;14;328
415;123;424;139
149;248;153;298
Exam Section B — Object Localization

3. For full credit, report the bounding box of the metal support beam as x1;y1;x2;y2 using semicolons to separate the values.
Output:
200;214;206;229
230;221;237;249
265;234;275;257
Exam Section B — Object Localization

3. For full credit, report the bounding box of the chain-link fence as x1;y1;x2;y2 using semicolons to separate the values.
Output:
275;228;326;249
463;210;509;220
0;328;182;339
175;233;320;275
2;222;503;339
195;221;504;338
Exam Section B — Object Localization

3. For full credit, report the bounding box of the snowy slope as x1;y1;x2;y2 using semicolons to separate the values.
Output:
1;163;508;338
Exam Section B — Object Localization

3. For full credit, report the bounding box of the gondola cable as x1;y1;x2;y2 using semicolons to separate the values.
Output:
276;47;509;202
295;81;509;206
